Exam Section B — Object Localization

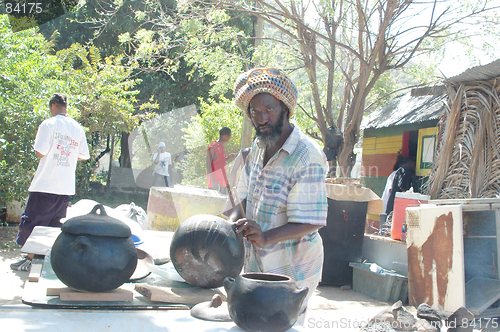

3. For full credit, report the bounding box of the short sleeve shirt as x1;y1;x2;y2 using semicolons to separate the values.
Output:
207;140;228;187
153;151;172;176
237;125;328;286
29;115;90;195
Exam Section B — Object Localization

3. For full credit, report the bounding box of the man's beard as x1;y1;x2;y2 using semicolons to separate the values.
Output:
254;109;285;148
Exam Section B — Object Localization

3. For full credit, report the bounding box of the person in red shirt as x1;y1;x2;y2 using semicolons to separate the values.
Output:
206;127;237;194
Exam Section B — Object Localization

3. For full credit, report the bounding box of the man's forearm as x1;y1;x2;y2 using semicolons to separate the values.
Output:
227;199;246;223
262;223;322;246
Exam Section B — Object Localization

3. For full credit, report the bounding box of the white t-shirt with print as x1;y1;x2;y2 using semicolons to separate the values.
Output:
153;151;172;177
29;115;90;195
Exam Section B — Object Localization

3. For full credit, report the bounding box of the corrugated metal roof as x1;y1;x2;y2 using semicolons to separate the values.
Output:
361;93;446;130
447;59;500;84
360;59;500;130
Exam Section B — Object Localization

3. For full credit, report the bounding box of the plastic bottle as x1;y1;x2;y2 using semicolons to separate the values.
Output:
401;223;406;242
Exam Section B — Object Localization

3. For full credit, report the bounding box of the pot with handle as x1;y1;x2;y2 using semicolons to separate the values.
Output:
51;204;137;292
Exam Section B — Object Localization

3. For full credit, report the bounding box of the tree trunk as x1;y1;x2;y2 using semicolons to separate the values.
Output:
119;132;132;168
240;116;254;149
106;134;115;191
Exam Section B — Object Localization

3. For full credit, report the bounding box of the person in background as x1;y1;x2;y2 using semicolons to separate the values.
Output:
385;157;416;215
152;142;172;187
206;127;237;194
228;67;328;322
11;93;90;271
381;152;405;214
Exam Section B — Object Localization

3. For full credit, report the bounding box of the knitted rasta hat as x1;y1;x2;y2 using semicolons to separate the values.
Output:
234;67;298;118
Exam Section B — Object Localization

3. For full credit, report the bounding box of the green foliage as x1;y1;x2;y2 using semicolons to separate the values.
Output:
0;15;62;203
179;98;244;187
56;43;148;136
0;15;149;204
182;8;254;98
55;42;153;194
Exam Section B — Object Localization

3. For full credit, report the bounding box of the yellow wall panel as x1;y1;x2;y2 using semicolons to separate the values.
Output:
375;135;403;144
416;127;438;176
363;135;402;155
376;147;401;155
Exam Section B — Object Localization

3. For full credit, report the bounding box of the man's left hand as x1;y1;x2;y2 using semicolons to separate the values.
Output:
235;218;266;247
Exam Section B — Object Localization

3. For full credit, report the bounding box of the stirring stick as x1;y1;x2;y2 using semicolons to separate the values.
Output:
232;188;264;272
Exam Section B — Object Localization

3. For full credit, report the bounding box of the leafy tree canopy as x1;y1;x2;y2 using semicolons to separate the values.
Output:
0;15;149;204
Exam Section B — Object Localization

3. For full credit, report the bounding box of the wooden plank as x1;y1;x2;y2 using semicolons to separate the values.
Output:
374;147;401;155
361;156;398;166
134;284;226;304
363;137;376;145
363;146;401;155
28;256;44;282
21;226;61;255
362;154;398;163
374;135;402;144
46;287;62;296
375;142;402;150
59;287;134;302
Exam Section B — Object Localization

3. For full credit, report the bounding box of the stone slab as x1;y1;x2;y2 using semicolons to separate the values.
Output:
147;185;228;231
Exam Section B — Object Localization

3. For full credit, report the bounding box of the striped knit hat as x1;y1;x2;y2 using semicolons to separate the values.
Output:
234;67;298;118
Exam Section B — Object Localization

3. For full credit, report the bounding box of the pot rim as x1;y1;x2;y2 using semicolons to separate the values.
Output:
239;272;291;282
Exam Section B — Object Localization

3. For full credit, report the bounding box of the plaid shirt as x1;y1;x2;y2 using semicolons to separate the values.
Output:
237;125;328;287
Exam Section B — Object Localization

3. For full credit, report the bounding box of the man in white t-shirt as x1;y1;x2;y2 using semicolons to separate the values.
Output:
152;142;172;187
11;93;90;271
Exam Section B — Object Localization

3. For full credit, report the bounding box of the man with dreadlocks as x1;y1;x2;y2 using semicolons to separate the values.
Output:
228;67;328;321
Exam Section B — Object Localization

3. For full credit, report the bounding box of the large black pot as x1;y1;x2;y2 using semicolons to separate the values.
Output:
170;214;244;288
224;273;308;332
50;204;137;292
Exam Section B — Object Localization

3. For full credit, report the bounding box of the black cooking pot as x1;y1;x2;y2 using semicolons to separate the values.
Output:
170;214;245;288
50;204;138;292
224;273;308;332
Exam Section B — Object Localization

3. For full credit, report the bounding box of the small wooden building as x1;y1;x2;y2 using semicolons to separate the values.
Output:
360;91;446;196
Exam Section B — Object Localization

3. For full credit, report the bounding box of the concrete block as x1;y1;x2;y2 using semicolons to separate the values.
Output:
147;185;228;231
6;199;26;223
110;166;153;191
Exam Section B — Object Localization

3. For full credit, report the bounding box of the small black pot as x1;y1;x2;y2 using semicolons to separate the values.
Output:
224;273;308;332
51;204;137;292
170;214;244;288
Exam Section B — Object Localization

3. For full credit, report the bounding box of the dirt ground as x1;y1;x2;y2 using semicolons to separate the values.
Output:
0;225;22;259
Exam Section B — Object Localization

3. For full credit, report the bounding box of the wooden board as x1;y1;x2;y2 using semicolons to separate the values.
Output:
134;284;226;304
28;256;45;282
59;288;134;302
21;226;61;255
22;252;191;310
